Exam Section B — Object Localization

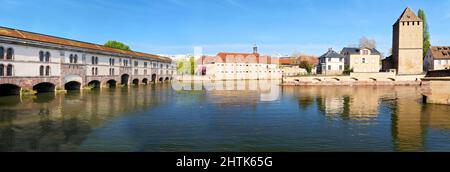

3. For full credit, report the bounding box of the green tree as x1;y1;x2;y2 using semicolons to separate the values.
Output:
176;61;184;73
299;61;314;75
189;56;196;75
343;65;353;75
104;40;131;51
418;9;431;57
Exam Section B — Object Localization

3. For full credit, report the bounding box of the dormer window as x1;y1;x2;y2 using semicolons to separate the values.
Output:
362;49;370;55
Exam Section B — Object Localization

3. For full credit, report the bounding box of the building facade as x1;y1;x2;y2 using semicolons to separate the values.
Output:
391;7;424;75
0;27;175;96
341;47;381;73
197;47;282;80
317;48;345;75
423;46;450;71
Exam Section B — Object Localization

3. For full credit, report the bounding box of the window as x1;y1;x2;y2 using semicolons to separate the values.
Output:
92;67;95;75
166;64;169;69
328;58;331;62
112;68;115;75
362;58;366;63
160;64;163;68
45;52;50;62
0;47;4;59
112;59;115;66
134;61;138;67
6;64;13;76
92;56;95;64
74;55;78;63
40;65;44;76
70;54;74;63
39;51;44;62
328;65;331;70
45;66;50;76
144;69;147;75
362;50;369;55
135;69;138;75
0;64;3;76
339;58;343;62
339;65;343;70
144;62;147;68
6;48;13;60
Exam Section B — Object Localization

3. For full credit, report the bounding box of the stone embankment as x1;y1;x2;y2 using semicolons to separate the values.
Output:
282;72;425;86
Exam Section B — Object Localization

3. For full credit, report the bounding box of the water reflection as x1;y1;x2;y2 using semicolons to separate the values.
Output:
0;82;449;152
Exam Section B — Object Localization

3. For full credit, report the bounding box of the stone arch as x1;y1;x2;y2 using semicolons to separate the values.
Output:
132;78;139;85
165;77;169;81
142;78;149;85
88;80;101;89
65;81;81;91
350;77;359;81
64;74;83;85
332;78;340;81
121;74;130;85
159;77;164;82
33;82;56;94
0;84;21;96
151;74;157;82
106;79;117;88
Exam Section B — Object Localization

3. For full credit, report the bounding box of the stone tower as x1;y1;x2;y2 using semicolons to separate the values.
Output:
253;44;258;54
392;7;424;75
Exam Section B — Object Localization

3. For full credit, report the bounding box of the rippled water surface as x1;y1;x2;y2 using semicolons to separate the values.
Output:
0;81;449;152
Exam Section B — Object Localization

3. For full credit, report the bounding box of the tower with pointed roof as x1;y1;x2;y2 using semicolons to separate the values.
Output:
392;7;424;74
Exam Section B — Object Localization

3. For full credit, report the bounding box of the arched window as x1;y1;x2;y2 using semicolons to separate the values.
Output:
6;48;13;60
74;55;78;63
362;58;366;64
0;64;4;76
0;47;4;59
45;52;51;62
92;56;95;64
92;67;95;76
95;57;98;65
112;59;115;66
39;51;44;62
40;65;44;76
45;66;51;76
109;58;112;66
96;67;98;75
112;68;115;75
70;54;74;63
6;64;13;76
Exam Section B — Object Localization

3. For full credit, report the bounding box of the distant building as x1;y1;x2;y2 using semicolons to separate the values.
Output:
341;47;381;73
424;46;450;71
197;46;282;80
317;48;344;75
391;7;424;75
278;58;307;76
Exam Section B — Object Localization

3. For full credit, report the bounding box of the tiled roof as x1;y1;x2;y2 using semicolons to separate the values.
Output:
429;46;450;59
198;53;275;64
396;7;422;23
341;47;381;55
0;26;171;62
319;49;344;59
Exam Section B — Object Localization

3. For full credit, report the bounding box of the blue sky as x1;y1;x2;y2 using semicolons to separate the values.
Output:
1;0;449;56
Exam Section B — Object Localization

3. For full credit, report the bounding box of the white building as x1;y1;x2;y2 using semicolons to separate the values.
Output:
317;48;345;75
197;47;282;80
424;46;450;72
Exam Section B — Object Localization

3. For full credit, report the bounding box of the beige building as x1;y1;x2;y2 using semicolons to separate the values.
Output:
424;46;450;71
392;7;424;75
341;47;381;73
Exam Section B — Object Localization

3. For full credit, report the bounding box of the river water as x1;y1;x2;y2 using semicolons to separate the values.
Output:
0;80;449;152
